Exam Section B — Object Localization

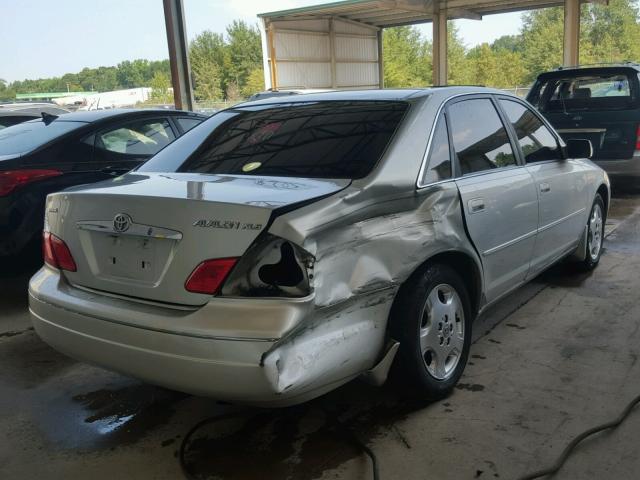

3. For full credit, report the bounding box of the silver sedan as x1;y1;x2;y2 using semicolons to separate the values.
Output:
29;87;609;406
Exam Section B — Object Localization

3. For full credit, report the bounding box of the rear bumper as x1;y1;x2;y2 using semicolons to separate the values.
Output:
594;153;640;178
29;267;392;406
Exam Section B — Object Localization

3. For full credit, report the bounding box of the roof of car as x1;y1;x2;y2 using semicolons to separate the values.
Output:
537;64;640;77
237;86;509;107
52;108;204;123
0;110;41;118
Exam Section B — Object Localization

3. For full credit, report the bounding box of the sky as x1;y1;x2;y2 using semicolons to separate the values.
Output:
0;0;523;83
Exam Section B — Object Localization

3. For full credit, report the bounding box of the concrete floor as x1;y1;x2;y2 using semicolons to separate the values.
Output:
1;193;639;480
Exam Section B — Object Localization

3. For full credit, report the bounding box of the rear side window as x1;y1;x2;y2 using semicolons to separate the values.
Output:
421;116;452;185
0;120;85;155
448;99;517;175
176;117;202;133
97;119;175;156
499;100;562;163
171;101;408;179
530;72;637;112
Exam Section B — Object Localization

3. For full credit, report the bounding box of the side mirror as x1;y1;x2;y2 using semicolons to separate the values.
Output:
566;139;593;159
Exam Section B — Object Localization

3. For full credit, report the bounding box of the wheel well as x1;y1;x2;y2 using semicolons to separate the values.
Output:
597;184;609;217
396;251;483;319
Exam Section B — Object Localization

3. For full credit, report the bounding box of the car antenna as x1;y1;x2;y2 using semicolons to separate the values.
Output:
41;112;58;125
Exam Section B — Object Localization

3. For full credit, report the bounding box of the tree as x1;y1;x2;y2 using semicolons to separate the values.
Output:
149;71;172;103
189;30;228;100
382;26;431;87
226;20;262;89
242;67;265;97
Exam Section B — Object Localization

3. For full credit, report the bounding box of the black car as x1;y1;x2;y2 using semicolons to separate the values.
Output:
0;108;206;262
527;63;640;182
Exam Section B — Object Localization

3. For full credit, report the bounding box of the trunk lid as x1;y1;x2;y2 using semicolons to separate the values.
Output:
46;172;348;305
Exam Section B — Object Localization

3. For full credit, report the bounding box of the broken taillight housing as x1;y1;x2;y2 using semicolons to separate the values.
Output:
43;231;77;272
220;234;314;298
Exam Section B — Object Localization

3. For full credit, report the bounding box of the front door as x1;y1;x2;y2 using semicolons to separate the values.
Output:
448;97;539;303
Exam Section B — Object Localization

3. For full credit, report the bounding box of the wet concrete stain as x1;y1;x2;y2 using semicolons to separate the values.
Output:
472;354;487;360
0;327;33;338
180;384;432;480
505;323;526;330
456;383;485;392
72;384;188;447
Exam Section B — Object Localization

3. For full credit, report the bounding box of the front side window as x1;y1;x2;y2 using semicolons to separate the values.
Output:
97;119;175;157
421;116;452;185
163;101;408;179
499;99;562;163
448;99;517;175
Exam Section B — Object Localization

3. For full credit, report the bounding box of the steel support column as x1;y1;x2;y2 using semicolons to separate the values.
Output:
377;29;384;89
563;0;580;67
432;4;448;86
163;0;194;110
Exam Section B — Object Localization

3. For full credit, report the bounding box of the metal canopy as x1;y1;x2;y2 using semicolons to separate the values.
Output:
259;0;585;28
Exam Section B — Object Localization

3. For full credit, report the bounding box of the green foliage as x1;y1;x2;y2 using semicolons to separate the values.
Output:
382;26;432;87
149;71;172;104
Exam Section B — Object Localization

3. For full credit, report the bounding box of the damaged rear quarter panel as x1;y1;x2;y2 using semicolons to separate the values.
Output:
262;181;481;397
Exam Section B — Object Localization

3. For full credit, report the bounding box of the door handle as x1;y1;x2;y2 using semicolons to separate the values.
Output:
468;198;485;214
540;182;551;193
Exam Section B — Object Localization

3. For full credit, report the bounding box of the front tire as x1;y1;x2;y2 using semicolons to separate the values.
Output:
578;194;605;271
389;264;473;399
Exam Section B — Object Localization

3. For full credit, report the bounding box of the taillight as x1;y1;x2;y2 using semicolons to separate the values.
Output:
43;231;77;272
185;258;239;295
0;169;62;196
635;125;640;151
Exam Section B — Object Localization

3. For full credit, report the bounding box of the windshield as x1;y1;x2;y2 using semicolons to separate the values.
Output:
139;101;408;179
0;120;86;155
529;71;638;113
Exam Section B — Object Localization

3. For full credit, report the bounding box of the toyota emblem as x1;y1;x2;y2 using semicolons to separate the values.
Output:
113;213;132;233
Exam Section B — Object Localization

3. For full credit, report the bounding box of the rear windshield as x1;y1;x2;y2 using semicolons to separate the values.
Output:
0;120;85;155
139;101;408;179
529;71;638;113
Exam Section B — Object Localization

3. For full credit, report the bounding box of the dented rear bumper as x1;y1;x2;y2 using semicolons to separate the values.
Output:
29;267;393;406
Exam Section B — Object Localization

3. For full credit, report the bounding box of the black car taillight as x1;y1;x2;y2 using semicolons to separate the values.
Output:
0;169;62;196
635;125;640;151
220;234;314;298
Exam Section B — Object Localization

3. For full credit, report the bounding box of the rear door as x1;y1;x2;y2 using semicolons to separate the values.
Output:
498;97;588;274
448;96;539;303
527;68;640;160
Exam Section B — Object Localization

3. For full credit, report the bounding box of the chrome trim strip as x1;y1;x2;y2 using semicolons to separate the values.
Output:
538;208;586;233
76;220;183;240
557;128;606;133
483;229;538;257
482;208;586;257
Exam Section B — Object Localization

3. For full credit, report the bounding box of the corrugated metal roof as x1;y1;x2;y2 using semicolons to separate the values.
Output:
259;0;588;27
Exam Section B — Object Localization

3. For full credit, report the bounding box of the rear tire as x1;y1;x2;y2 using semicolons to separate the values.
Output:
578;194;605;271
389;264;473;399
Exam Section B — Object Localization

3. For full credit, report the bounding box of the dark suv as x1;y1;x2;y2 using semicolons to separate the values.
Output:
527;63;640;182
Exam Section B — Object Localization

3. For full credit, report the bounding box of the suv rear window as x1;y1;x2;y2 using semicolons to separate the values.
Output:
529;71;638;113
140;101;408;179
